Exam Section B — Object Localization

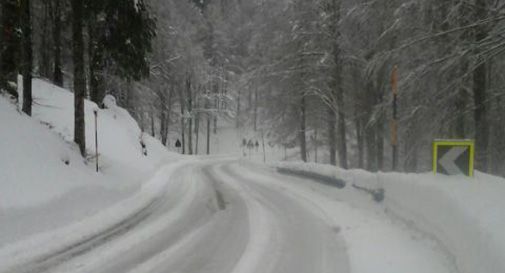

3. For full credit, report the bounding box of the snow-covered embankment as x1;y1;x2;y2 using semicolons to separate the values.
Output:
0;78;182;250
273;162;505;273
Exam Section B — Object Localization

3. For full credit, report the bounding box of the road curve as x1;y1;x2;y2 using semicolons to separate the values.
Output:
5;160;351;273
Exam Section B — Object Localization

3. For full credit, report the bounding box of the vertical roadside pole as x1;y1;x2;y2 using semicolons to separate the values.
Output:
94;109;99;173
391;65;399;171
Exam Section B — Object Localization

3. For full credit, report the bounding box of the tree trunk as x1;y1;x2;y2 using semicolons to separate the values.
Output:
328;106;337;165
328;0;347;169
0;0;20;99
213;115;218;134
404;141;418;173
52;0;63;87
39;1;51;79
374;79;385;171
179;85;186;154
211;81;218;135
491;95;505;176
186;77;193;155
236;89;241;128
314;128;318;163
454;90;466;138
139;110;145;132
365;126;377;171
150;109;155;137
473;64;489;171
473;2;490;171
164;86;174;146
125;80;132;113
21;0;32;116
206;114;211;155
356;117;364;169
254;87;258;131
195;112;200;155
72;0;87;156
88;14;105;106
337;90;348;169
376;122;384;171
160;91;168;146
299;93;307;162
248;87;253;112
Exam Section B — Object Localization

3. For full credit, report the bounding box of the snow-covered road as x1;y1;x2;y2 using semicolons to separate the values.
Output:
3;160;456;273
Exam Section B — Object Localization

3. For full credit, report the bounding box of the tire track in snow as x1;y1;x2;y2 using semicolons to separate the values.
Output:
216;163;349;273
123;163;250;273
3;164;199;273
15;198;163;273
48;164;215;273
231;162;458;273
212;164;281;273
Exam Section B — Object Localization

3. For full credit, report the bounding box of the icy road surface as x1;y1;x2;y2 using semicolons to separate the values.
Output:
2;161;456;273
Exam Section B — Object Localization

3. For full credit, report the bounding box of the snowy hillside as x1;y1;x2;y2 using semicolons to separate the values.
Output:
0;78;179;246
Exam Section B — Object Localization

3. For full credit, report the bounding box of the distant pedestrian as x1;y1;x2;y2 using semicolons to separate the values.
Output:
247;139;254;150
175;139;182;153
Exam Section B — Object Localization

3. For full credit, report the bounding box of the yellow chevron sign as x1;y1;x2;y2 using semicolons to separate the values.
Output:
433;140;475;177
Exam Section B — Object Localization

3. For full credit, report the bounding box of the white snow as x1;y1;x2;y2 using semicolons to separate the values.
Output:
0;160;194;272
0;97;104;209
2;77;504;273
272;161;505;273
0;77;181;247
213;166;280;273
25;79;169;180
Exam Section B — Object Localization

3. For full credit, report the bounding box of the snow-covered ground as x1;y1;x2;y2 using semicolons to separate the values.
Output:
2;78;504;273
0;78;180;246
272;161;505;273
194;119;298;163
234;162;457;273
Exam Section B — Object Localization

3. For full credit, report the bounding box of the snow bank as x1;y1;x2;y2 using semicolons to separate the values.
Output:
0;78;180;246
10;78;180;205
273;162;505;273
0;98;109;209
26;79;173;180
0;160;194;272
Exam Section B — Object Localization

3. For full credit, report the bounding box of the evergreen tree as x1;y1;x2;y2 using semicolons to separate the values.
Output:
472;0;490;171
21;0;33;116
72;0;86;156
51;0;64;87
86;0;156;106
0;0;20;99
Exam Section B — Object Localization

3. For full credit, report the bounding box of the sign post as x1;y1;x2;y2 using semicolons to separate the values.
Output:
433;139;475;177
94;109;99;173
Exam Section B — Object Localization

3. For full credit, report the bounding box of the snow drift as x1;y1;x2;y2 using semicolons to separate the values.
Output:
273;162;505;273
0;78;179;246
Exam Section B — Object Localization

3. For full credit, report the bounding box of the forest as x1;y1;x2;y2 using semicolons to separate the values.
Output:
1;0;504;176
